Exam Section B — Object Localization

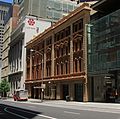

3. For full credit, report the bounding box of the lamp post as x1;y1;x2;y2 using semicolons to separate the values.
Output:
30;49;44;102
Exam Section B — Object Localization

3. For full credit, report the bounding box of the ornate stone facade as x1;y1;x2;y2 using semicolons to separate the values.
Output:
25;3;91;101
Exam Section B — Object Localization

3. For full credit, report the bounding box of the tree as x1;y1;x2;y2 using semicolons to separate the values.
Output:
0;79;10;97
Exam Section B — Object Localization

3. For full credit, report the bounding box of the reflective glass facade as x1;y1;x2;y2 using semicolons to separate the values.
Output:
16;0;78;23
88;9;120;75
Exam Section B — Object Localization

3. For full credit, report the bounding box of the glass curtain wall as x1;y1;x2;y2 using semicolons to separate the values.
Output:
88;9;120;75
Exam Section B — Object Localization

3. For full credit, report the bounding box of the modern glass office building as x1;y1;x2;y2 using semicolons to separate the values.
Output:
0;1;12;67
13;0;78;23
89;9;120;74
88;0;120;102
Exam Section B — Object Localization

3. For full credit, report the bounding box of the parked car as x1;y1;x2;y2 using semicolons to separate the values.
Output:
13;89;28;101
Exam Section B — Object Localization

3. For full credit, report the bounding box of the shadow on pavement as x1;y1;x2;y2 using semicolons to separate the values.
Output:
0;103;42;119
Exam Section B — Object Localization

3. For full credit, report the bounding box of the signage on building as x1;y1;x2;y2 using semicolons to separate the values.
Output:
25;17;51;33
24;16;51;43
27;18;35;26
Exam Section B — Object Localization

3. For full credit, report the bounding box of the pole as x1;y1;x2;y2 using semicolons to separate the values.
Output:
48;81;51;100
41;57;44;102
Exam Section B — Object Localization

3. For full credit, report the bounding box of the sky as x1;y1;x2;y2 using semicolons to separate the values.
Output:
0;0;12;3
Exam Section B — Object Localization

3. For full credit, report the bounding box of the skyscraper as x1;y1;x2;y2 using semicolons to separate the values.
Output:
1;4;19;85
0;1;11;67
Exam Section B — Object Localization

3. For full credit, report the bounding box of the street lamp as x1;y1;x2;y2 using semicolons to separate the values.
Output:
30;49;44;102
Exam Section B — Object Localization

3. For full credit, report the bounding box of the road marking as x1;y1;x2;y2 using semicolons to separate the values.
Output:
4;107;28;119
4;107;57;119
64;111;80;115
28;105;36;108
37;114;57;119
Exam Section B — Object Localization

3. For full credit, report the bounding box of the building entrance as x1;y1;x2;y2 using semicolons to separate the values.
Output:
74;83;83;102
35;88;39;99
105;81;116;102
62;84;69;100
31;86;34;98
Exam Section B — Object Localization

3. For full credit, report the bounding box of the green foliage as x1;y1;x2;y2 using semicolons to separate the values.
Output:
0;80;10;97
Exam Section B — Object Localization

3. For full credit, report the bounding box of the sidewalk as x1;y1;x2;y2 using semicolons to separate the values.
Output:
27;99;120;114
3;98;120;110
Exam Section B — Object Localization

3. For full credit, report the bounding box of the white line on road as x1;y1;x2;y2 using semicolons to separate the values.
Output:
37;114;57;119
64;111;80;115
28;105;36;108
4;107;57;119
4;107;28;119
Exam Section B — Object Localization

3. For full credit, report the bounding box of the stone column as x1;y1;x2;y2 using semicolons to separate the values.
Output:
30;51;32;80
70;25;73;74
78;40;80;51
28;85;31;97
34;88;36;99
44;41;46;78
83;11;90;102
59;64;61;75
64;63;66;74
73;60;75;73
69;83;74;101
56;84;61;99
77;60;80;72
55;64;57;75
51;34;54;76
34;67;36;79
51;86;56;99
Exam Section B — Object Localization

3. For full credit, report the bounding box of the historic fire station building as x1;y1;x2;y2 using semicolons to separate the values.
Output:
25;3;91;102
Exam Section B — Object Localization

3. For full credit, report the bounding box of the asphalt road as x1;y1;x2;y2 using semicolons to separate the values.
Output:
0;100;120;119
